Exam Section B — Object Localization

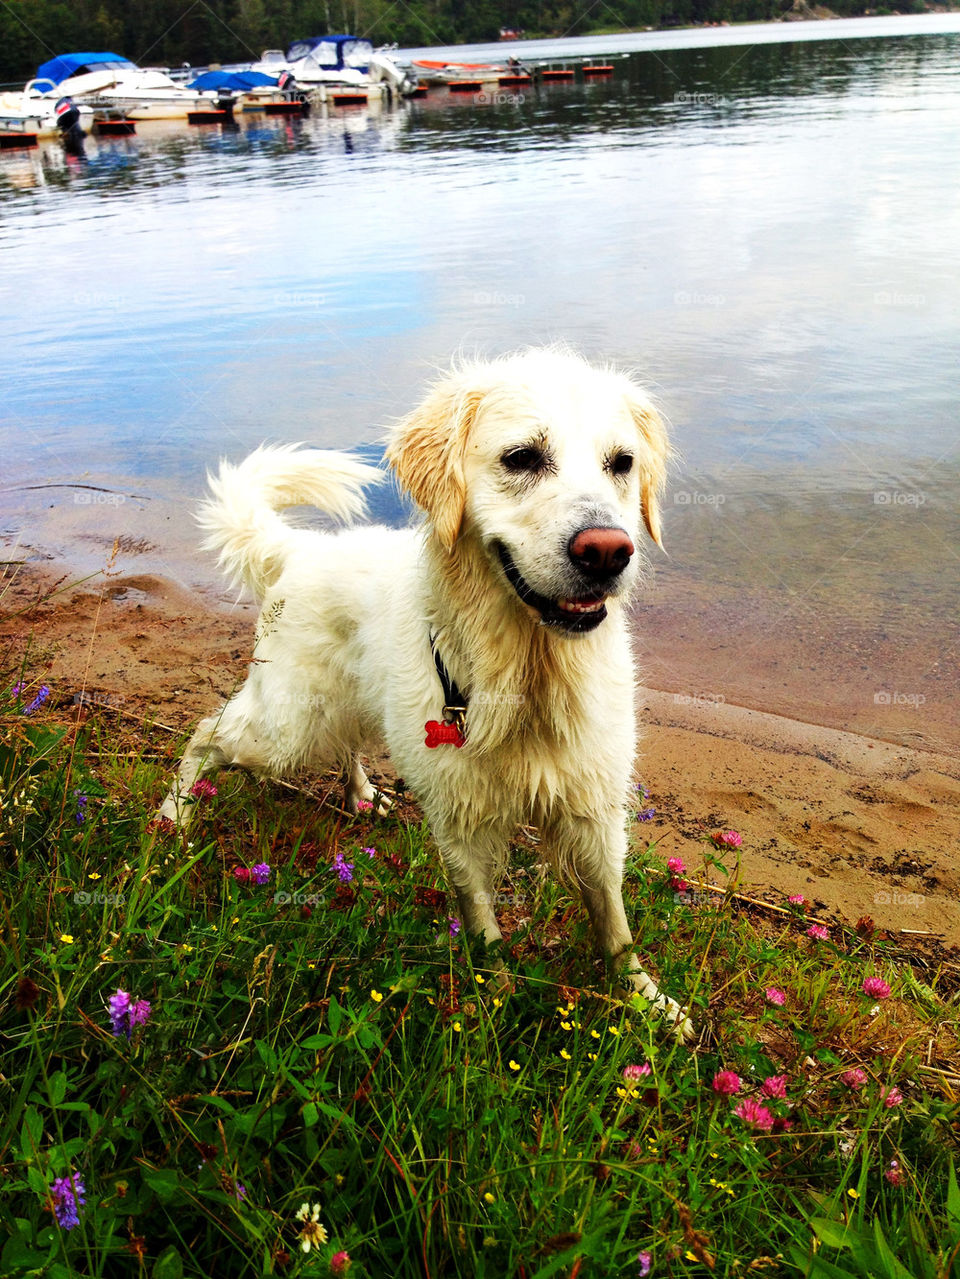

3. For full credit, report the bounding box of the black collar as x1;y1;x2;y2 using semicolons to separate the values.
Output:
430;633;468;728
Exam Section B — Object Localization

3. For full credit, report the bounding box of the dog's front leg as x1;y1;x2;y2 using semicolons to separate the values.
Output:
431;816;508;959
545;812;695;1041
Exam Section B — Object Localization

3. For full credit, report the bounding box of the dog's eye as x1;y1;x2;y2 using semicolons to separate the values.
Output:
502;446;546;473
608;452;634;476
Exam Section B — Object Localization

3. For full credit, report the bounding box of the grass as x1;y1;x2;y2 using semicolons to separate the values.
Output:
2;574;960;1278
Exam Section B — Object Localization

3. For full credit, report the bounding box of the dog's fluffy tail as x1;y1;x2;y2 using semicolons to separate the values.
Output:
199;444;383;599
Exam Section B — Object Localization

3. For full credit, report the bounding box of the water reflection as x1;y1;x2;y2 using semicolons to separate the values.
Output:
1;22;958;751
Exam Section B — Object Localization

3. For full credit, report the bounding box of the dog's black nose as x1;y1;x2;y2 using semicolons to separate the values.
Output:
568;526;635;580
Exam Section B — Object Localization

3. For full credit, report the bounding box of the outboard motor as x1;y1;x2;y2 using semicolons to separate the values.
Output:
55;97;86;156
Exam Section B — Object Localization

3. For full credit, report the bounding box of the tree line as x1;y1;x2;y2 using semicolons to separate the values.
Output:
0;0;932;84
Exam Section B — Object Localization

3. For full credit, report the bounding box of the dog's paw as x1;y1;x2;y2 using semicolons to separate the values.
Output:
621;971;696;1043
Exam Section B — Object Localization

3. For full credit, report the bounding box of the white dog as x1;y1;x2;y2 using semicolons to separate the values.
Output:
160;348;692;1038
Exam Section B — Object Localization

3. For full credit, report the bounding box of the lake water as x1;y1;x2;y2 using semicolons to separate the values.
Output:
1;15;958;753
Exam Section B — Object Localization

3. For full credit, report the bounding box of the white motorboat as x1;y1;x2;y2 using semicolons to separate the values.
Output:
28;52;232;121
0;89;94;137
280;36;419;98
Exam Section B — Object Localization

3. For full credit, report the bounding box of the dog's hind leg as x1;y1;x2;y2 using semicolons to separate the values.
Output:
546;812;695;1041
343;757;391;816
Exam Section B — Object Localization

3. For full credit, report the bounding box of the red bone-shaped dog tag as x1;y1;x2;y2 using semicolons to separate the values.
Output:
424;719;465;749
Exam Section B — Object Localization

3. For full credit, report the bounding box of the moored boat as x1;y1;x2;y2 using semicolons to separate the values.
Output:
0;89;95;137
28;52;231;121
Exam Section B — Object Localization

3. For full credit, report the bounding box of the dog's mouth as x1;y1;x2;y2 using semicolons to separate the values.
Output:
495;542;608;633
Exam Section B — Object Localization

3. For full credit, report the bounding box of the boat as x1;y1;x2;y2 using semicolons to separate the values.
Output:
27;52;232;121
0;89;94;138
282;36;419;98
410;58;508;85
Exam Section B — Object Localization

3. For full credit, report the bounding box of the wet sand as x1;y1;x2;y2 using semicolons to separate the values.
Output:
3;545;958;945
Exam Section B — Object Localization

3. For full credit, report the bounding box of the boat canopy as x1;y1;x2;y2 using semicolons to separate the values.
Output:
188;69;278;90
285;35;373;71
35;52;137;85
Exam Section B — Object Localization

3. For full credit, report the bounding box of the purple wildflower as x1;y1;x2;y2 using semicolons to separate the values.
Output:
10;680;23;699
50;1173;85;1230
448;917;461;938
23;685;50;715
885;1159;904;1186
74;792;88;825
636;807;656;821
638;1251;653;1277
333;852;354;883
108;988;150;1038
363;845;377;858
250;862;271;885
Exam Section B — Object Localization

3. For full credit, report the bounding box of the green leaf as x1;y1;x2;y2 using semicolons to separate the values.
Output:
300;1034;333;1051
26;1165;49;1196
810;1217;855;1250
20;1105;42;1161
47;1071;67;1106
869;1217;915;1279
302;1101;319;1128
327;996;343;1036
144;1168;180;1202
152;1245;184;1279
1;1225;49;1270
947;1160;960;1235
255;1039;279;1072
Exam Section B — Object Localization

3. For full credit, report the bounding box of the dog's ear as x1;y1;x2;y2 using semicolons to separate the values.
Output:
625;387;670;549
386;376;485;551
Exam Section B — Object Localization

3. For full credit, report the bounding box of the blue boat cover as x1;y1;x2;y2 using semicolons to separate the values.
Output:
35;52;136;86
285;35;372;71
188;70;278;90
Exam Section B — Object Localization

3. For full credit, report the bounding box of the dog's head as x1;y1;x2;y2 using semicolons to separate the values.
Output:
386;348;670;634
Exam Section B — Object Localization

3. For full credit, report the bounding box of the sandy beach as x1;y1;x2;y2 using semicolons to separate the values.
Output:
4;544;958;948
